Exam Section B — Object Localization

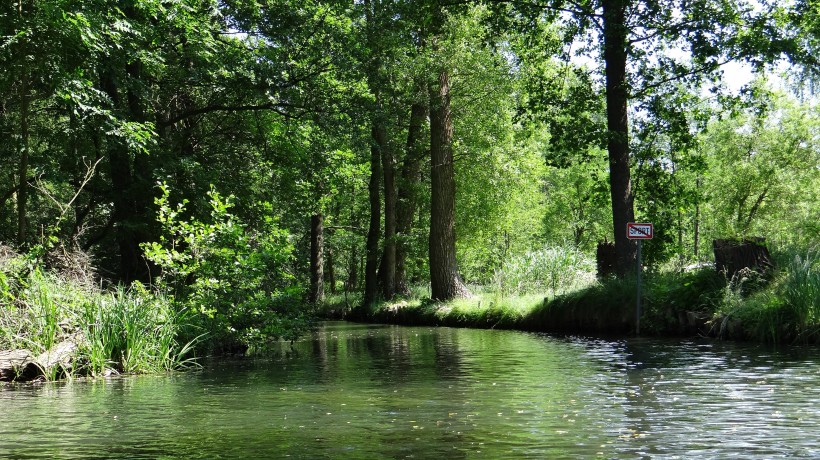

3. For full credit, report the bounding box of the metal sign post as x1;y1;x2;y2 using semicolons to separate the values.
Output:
627;223;653;336
636;239;642;335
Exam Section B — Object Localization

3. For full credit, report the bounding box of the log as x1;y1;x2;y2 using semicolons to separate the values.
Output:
37;340;79;375
0;349;37;381
1;336;82;382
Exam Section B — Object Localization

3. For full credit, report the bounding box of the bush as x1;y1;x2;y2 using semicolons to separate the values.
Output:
143;183;313;353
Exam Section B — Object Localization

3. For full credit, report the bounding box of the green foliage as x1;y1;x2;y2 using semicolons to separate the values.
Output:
143;183;312;352
540;148;612;251
699;86;820;249
0;248;197;379
493;246;596;296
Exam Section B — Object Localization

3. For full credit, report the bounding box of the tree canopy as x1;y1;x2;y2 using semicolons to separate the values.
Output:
1;0;818;317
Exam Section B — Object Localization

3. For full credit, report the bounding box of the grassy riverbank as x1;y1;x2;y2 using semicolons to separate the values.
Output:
1;255;198;380
324;248;820;344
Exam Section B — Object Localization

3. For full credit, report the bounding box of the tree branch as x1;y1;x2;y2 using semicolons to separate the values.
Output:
632;58;732;99
158;101;309;128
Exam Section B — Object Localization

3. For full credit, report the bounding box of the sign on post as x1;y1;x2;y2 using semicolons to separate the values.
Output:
627;222;654;239
627;222;653;336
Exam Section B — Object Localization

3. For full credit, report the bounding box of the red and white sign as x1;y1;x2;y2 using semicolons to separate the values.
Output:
627;222;654;239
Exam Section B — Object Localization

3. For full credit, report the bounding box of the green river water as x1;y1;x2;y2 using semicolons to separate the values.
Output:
2;321;820;458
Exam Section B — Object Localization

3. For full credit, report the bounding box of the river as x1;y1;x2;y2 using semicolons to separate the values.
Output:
2;321;819;458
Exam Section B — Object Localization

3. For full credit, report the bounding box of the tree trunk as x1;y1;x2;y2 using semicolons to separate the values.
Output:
694;177;701;258
378;132;397;301
602;0;637;277
395;100;427;296
100;64;153;284
346;185;359;292
429;69;470;301
327;244;336;295
99;71;139;282
309;213;324;305
363;0;383;306
17;73;29;246
364;124;384;307
346;242;358;292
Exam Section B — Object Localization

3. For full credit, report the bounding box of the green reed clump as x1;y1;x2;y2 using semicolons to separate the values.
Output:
779;250;820;340
710;247;820;343
79;285;199;376
0;247;198;380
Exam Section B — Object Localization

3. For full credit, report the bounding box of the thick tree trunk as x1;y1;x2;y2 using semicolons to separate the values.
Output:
395;100;427;296
309;213;324;305
363;0;384;307
602;0;637;277
364;124;384;306
378;135;397;301
429;69;470;301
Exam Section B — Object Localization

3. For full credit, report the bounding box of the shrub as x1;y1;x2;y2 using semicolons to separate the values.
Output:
143;183;312;353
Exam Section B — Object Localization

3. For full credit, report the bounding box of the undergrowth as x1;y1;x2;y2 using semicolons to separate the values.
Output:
336;246;819;344
0;248;199;380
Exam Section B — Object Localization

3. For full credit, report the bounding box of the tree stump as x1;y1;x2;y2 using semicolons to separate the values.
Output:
596;241;617;278
713;237;774;279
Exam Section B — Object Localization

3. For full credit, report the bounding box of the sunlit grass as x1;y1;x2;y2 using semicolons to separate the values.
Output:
349;248;820;343
1;253;199;380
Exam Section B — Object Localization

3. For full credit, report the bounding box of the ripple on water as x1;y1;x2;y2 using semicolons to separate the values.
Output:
2;324;820;458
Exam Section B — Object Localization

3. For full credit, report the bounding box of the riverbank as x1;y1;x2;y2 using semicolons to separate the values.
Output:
324;251;820;344
1;241;314;383
0;265;197;382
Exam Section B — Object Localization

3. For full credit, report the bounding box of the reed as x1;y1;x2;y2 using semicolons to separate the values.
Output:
0;249;199;380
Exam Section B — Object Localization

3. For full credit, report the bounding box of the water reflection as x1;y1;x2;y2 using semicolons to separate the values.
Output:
1;322;820;458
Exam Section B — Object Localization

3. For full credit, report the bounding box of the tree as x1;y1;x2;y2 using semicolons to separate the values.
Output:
699;85;820;249
395;93;428;296
427;1;472;300
501;0;753;275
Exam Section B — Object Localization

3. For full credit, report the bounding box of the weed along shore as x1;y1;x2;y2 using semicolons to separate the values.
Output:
4;243;817;384
0;264;199;383
328;247;820;345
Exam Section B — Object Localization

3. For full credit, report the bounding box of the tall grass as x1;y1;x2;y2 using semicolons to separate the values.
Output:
0;249;199;380
493;246;596;297
780;250;820;339
710;247;820;343
79;285;200;376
